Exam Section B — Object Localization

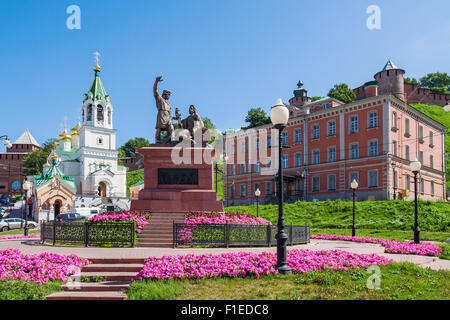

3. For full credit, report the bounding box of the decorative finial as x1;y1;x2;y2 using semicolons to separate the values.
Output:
297;80;304;89
94;51;101;72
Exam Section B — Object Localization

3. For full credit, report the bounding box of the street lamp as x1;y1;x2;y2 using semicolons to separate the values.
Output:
391;163;397;200
410;158;422;244
350;179;359;237
270;98;291;275
0;135;12;149
22;180;30;236
254;188;261;217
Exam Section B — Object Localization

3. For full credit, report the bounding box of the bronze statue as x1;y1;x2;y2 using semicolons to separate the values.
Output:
153;76;174;143
180;105;205;139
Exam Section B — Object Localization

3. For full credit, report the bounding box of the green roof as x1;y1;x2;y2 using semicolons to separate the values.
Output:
130;180;144;188
87;69;109;102
33;159;77;191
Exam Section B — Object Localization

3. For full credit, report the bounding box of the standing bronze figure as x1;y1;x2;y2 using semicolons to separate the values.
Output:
153;76;174;143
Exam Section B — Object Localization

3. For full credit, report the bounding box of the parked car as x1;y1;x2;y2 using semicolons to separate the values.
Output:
0;218;38;232
55;213;87;222
0;207;5;218
71;208;101;219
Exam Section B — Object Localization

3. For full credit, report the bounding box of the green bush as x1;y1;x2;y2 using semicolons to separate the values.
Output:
0;280;62;300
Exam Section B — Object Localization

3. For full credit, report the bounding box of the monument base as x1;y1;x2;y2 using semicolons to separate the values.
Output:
130;146;224;213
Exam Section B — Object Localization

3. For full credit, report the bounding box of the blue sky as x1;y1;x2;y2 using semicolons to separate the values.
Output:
1;0;449;150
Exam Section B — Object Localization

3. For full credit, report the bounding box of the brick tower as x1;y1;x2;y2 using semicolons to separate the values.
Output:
289;81;312;107
374;60;406;101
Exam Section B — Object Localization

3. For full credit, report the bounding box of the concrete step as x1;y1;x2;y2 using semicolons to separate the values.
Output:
138;242;173;248
81;272;138;282
62;281;130;292
46;291;127;300
82;264;143;273
138;235;173;240
88;258;146;264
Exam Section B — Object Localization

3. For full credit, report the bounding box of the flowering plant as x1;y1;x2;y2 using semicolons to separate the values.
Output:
0;249;89;283
185;211;271;226
135;249;392;280
88;210;149;233
311;234;443;256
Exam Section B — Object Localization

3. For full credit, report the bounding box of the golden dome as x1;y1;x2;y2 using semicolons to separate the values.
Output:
43;162;50;168
51;154;58;160
70;120;81;136
62;130;72;142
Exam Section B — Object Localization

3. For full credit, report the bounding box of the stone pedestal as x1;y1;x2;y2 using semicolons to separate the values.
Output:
130;146;223;212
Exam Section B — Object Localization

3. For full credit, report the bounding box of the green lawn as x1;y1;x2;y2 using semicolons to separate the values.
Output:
226;200;449;231
0;280;62;300
127;263;449;300
0;229;40;236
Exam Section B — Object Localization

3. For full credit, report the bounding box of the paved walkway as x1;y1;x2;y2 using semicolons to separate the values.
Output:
1;238;448;271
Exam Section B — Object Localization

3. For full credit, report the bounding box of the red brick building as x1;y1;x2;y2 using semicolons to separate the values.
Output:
224;61;447;206
0;129;41;194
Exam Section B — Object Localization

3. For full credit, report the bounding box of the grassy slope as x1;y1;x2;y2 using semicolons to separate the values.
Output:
127;263;449;300
411;103;450;189
0;280;62;300
226;200;449;231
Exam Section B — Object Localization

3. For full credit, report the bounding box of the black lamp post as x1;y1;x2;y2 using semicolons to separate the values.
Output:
391;163;397;200
270;98;291;275
350;179;358;237
410;158;421;244
22;180;30;236
254;188;261;217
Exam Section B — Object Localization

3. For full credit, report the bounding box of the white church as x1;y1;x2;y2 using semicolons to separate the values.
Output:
51;59;127;200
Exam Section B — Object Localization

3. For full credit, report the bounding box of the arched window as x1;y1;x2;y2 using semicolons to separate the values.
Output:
97;105;104;121
107;108;111;125
82;108;85;122
87;105;93;121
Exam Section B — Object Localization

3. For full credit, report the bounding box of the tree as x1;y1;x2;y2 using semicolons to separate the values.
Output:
311;96;324;102
404;77;419;85
245;107;271;128
327;83;356;104
203;117;216;130
119;137;150;158
22;139;56;176
419;72;450;94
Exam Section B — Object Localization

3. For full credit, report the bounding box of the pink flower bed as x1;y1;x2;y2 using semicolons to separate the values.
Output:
0;249;89;283
0;235;40;240
185;212;271;225
88;210;149;233
311;234;443;256
135;250;392;280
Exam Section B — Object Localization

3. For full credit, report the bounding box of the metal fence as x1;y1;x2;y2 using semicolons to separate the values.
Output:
41;221;135;247
173;223;309;248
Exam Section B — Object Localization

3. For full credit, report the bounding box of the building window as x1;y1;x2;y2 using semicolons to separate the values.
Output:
108;108;112;124
240;184;246;197
295;129;302;143
312;150;320;164
369;140;378;156
349;172;359;187
312;125;320;139
431;181;435;196
368;111;378;128
405;118;410;136
350;143;359;159
350;116;358;132
429;155;434;169
393;170;398;189
328;175;336;191
419;151;424;165
97;105;104;121
230;164;235;176
405;145;410;161
392;111;398;129
429;131;434;146
420;178;424;194
267;159;272;169
240;164;246;174
406;175;411;190
266;182;273;195
230;143;235;155
327;121;336;136
282;155;288;169
255;160;261;173
393;140;398;156
97;137;103;145
240;141;246;154
295;153;302;167
282;132;288;145
368;171;378;187
256;138;260;151
419;126;424;142
328;147;336;162
87;105;93;121
267;136;272;148
312;177;320;192
230;185;235;198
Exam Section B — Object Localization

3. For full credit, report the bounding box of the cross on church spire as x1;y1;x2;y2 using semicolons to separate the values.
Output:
94;51;101;72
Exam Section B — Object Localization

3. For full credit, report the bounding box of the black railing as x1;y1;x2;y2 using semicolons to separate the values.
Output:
41;221;135;247
173;223;309;248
